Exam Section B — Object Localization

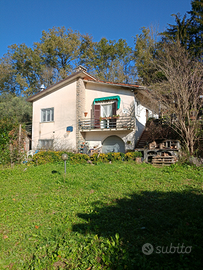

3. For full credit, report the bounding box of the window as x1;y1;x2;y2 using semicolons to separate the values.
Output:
38;139;53;150
101;103;113;118
93;101;117;128
41;108;54;122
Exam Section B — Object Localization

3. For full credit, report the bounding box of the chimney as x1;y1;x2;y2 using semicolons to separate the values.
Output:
40;84;45;91
76;65;87;72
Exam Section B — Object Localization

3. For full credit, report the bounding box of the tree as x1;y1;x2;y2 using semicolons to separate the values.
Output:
36;26;81;82
161;1;203;57
79;34;96;72
134;27;164;85
0;94;32;123
188;0;203;57
150;42;203;155
161;13;191;49
8;43;42;96
83;37;133;83
0;52;18;95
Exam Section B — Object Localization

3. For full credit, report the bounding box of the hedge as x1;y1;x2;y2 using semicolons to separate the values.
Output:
29;151;142;165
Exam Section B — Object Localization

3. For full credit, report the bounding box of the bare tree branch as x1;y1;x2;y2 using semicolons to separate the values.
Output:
150;43;203;155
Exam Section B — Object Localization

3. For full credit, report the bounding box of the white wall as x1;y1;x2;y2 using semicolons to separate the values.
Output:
85;82;135;118
32;80;77;151
31;78;157;153
83;82;136;151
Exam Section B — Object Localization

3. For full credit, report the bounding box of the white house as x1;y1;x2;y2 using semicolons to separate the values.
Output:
27;66;156;153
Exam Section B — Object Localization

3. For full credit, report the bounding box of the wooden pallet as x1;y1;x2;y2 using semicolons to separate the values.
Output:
152;156;176;166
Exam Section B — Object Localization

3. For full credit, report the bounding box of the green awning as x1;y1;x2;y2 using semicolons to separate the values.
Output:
93;95;121;109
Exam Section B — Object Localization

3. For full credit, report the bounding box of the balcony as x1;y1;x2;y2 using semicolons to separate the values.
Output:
79;116;135;131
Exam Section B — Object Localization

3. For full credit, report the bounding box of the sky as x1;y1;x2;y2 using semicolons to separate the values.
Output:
0;0;192;58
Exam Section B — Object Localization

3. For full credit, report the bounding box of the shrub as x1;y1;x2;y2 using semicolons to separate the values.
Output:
124;151;142;161
30;151;142;165
70;153;89;164
31;151;74;165
0;119;27;165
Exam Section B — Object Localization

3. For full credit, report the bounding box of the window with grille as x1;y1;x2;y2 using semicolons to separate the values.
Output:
38;139;53;149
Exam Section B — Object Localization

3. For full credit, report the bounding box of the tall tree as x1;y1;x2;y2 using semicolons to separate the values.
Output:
134;27;164;85
8;43;42;96
0;27;135;96
0;52;18;95
79;34;96;72
79;37;134;83
188;0;203;56
161;1;203;57
36;26;81;82
161;13;191;49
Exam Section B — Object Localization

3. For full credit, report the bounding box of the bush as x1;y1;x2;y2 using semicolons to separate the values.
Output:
0;119;27;165
69;153;89;164
30;151;143;165
125;151;142;161
31;151;74;165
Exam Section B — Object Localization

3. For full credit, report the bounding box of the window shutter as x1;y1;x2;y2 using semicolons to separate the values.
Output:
94;104;100;128
112;102;117;115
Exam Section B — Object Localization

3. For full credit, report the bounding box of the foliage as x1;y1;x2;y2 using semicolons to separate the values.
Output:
31;151;90;165
0;119;13;164
161;13;192;50
161;0;203;57
36;27;81;82
146;118;180;143
150;42;203;155
90;38;134;83
30;151;143;165
124;151;142;160
133;27;165;85
0;120;27;165
32;151;73;165
69;153;89;164
0;163;202;269
0;94;32;123
0;27;136;97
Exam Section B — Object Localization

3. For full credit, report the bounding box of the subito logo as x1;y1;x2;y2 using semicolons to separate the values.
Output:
142;243;154;255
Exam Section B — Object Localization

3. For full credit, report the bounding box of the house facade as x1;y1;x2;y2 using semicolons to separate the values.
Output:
27;66;156;153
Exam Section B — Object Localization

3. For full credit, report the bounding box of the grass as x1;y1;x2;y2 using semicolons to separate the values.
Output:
0;161;203;269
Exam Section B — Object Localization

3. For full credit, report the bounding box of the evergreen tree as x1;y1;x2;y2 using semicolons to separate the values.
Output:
161;13;191;49
188;0;203;56
133;27;164;85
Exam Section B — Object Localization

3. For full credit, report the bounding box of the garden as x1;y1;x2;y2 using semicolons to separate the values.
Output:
0;158;203;269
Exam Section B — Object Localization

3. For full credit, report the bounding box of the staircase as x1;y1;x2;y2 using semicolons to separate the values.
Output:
135;129;150;148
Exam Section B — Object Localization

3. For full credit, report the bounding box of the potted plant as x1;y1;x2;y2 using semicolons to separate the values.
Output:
100;117;106;121
113;114;120;119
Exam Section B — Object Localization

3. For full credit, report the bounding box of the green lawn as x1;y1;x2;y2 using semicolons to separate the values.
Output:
0;162;203;269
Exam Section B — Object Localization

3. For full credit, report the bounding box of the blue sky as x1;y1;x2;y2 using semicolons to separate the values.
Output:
0;0;192;58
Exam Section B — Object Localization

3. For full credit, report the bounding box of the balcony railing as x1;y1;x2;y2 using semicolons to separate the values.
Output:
79;116;135;131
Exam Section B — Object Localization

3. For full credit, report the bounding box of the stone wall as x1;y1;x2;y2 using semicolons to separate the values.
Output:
76;78;86;151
